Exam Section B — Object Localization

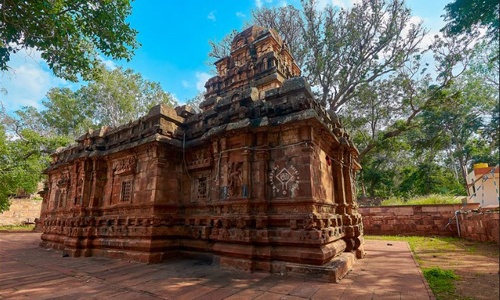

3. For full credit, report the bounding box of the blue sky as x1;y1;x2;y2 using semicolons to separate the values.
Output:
0;0;450;114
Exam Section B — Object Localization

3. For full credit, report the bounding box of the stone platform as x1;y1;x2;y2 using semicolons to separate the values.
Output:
0;233;434;300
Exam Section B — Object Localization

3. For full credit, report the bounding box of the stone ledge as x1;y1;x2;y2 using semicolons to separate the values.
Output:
284;252;356;283
213;251;357;283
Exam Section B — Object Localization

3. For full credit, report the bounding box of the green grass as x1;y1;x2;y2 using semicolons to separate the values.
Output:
422;267;459;300
380;194;463;206
0;225;34;231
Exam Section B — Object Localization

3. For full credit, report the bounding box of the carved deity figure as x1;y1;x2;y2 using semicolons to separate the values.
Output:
228;162;243;198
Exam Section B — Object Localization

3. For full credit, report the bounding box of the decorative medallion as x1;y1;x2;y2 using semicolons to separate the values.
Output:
269;164;300;197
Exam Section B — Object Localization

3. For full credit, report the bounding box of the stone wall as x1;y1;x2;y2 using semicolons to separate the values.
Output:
360;204;499;244
458;209;499;244
359;204;480;237
0;199;42;226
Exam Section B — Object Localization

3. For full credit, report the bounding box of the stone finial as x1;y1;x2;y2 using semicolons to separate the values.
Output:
175;105;196;118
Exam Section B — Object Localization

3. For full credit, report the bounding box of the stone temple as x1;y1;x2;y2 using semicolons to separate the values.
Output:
38;26;364;282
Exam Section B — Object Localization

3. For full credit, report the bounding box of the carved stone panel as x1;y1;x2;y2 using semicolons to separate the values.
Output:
228;162;243;198
191;171;212;202
114;156;136;175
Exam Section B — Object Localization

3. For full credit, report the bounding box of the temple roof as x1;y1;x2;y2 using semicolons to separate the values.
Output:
202;26;301;106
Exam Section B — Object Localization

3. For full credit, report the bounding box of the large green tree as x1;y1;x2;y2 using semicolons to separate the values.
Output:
0;106;71;212
41;88;93;137
80;65;176;127
348;49;498;198
0;0;139;81
35;65;177;135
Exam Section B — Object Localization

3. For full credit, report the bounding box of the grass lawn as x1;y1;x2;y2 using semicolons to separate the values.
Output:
380;194;463;206
0;225;35;231
365;235;499;300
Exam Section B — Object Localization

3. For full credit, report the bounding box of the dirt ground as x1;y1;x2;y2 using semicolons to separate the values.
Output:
420;240;499;300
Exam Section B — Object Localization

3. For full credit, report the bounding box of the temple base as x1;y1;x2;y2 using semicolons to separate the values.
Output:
284;253;356;283
216;252;357;283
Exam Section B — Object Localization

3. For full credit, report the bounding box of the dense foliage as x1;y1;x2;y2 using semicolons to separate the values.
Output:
442;0;499;42
0;0;139;81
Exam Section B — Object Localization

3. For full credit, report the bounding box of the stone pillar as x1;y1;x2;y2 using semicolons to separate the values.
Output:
332;149;347;209
242;149;251;198
220;138;228;200
212;140;221;200
253;132;268;200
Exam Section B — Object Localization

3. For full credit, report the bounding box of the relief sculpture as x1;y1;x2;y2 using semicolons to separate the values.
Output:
228;162;243;198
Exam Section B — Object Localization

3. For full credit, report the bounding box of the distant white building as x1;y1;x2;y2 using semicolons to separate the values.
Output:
467;164;499;207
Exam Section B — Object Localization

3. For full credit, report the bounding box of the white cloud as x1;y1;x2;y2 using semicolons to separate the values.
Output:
255;0;274;8
236;12;246;18
402;16;437;49
0;48;71;112
207;11;216;22
195;72;211;93
181;80;191;88
102;57;117;70
331;0;347;8
316;0;360;10
171;93;181;105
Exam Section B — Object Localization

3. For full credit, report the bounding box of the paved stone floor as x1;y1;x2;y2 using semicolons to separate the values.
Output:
0;233;434;300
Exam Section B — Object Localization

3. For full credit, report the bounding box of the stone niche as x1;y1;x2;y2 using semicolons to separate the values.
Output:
39;26;364;282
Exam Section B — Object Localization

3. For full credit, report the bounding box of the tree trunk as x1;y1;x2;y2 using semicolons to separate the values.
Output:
457;151;470;196
360;169;367;197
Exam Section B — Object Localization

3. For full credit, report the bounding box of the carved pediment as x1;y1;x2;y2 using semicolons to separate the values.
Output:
57;174;70;188
186;149;212;170
114;156;136;175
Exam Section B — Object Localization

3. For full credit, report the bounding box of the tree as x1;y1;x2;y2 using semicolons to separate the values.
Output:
186;92;205;113
442;0;499;42
0;107;71;212
77;65;177;128
211;0;476;185
0;0;139;81
301;0;429;109
41;88;93;137
206;29;238;67
252;5;306;68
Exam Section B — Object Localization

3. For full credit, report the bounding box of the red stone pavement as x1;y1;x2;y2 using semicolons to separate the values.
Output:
0;233;434;300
